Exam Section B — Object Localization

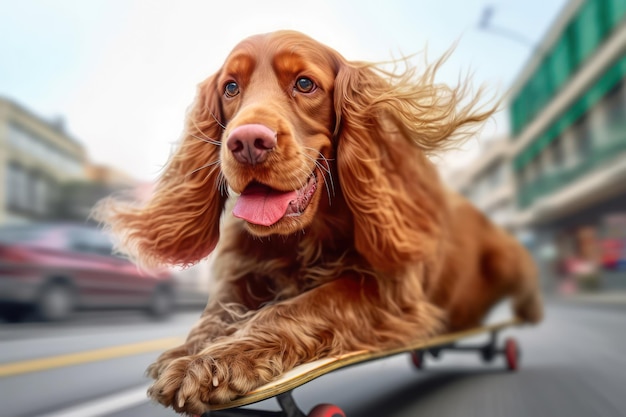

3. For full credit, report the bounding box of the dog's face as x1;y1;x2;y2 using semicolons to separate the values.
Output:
95;29;496;270
214;31;340;237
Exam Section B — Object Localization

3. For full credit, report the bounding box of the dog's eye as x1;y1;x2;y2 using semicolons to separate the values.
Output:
224;81;240;98
295;77;315;93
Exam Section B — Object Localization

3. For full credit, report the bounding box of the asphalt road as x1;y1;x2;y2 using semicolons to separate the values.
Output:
1;301;625;417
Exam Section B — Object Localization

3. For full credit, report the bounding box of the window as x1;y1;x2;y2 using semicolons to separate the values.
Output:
550;136;564;169
573;116;592;159
7;122;84;177
522;164;532;185
6;163;29;210
69;228;114;257
549;36;573;92
559;129;577;168
31;173;50;215
575;0;604;64
5;163;57;216
531;156;543;180
608;0;626;27
603;81;625;138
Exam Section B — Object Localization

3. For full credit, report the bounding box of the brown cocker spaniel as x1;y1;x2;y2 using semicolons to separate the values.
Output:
96;30;542;414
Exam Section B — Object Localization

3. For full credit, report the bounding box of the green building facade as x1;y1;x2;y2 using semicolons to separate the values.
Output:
508;0;626;289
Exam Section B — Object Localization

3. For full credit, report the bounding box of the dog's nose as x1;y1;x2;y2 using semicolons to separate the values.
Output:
226;124;277;165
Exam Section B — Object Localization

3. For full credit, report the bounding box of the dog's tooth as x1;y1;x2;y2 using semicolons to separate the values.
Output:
212;376;219;387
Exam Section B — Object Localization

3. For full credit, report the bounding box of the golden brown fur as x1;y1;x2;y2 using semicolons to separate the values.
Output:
94;31;542;414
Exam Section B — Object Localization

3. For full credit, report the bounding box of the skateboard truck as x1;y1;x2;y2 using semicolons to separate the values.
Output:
410;328;520;371
207;390;345;417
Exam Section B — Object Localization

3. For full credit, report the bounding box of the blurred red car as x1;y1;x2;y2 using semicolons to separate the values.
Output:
0;223;176;322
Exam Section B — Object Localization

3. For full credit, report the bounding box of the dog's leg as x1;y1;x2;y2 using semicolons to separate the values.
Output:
145;302;245;379
146;276;262;380
511;248;543;324
484;235;544;325
148;275;443;414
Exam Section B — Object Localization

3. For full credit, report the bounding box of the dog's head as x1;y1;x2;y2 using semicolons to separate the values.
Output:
95;31;493;270
215;31;340;237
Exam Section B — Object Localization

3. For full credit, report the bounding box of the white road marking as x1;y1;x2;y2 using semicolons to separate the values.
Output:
34;384;152;417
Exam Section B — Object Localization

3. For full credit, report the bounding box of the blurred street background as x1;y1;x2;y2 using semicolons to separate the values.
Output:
1;0;625;416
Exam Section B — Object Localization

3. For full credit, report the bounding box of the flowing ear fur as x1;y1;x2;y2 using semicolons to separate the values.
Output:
334;55;495;272
93;74;227;268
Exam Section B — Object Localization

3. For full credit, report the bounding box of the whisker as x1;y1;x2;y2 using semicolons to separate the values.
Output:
207;164;230;198
201;165;228;197
302;147;334;173
317;157;335;198
206;162;222;180
218;173;229;196
211;171;224;194
301;147;335;202
186;160;220;177
311;162;333;205
210;112;226;130
317;163;334;204
190;134;221;146
289;170;306;192
188;114;224;142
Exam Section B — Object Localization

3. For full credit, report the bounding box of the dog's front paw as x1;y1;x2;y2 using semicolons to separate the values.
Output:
146;344;191;379
148;349;269;414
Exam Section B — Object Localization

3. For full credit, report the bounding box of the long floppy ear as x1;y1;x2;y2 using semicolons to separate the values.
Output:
94;74;227;268
334;57;494;272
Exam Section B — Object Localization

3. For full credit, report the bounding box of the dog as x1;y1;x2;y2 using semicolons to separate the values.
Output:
95;30;542;414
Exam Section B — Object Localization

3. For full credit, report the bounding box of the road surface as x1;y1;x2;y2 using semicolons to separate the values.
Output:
1;301;625;417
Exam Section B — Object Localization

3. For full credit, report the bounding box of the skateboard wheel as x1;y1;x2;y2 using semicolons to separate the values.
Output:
308;403;346;417
410;351;424;369
504;337;520;371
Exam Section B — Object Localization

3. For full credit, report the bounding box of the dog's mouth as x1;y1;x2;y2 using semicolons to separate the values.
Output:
233;173;318;227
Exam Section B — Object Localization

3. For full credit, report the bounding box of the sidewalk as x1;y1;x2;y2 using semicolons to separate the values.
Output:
551;290;626;309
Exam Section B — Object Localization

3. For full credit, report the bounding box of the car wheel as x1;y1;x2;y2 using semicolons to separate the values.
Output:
0;305;28;323
37;283;75;322
147;287;174;319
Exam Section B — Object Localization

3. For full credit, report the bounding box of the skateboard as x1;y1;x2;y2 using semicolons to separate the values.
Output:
203;317;523;417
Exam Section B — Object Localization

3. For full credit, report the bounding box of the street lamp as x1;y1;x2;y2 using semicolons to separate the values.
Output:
478;5;536;48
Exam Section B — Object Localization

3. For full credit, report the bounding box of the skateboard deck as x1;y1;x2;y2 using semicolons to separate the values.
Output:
207;317;523;415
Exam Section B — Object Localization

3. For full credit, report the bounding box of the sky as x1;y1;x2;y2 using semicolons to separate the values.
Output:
0;0;569;182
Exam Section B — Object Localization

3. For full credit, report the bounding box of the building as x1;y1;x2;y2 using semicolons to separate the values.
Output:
55;163;141;223
508;0;626;289
0;97;87;224
0;97;139;225
446;137;518;231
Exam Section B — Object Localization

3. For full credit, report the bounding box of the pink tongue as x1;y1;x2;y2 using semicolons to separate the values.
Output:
233;184;297;226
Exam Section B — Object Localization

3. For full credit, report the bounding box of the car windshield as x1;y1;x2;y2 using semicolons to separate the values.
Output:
0;224;120;255
0;225;54;245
